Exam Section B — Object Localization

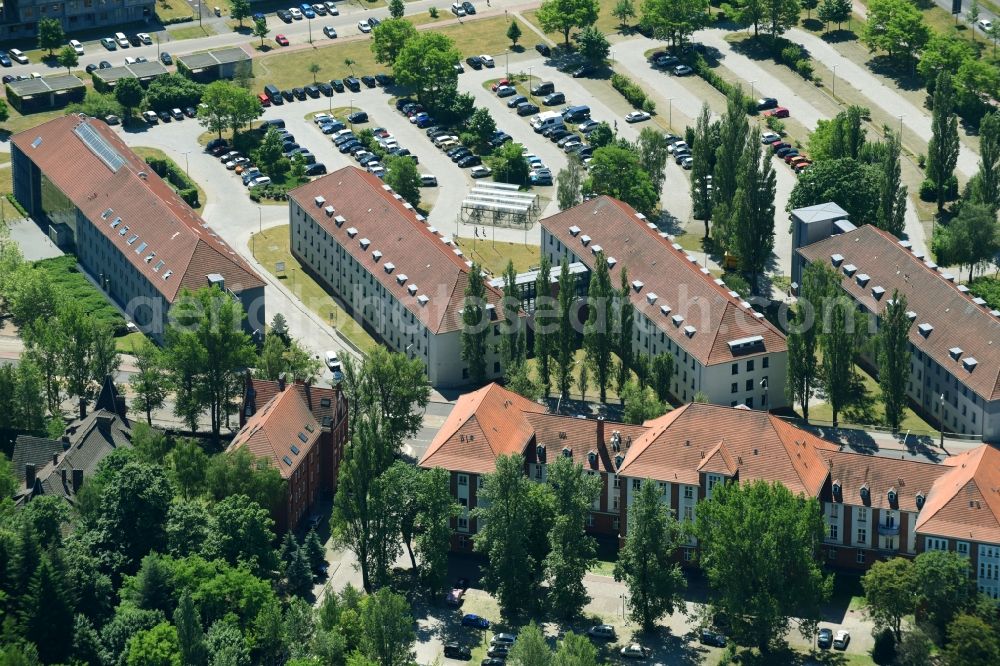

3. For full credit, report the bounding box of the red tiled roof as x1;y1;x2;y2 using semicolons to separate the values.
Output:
798;224;1000;401
524;412;648;473
419;383;546;474
11;115;263;301
822;450;950;513
541;196;787;365
618;404;833;495
289;166;507;334
228;386;321;478
249;378;345;429
916;445;1000;544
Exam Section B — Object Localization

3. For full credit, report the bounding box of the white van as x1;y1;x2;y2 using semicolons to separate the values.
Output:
115;32;129;48
531;111;564;132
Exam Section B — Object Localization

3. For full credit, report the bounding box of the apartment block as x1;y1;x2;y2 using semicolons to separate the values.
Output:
0;0;154;41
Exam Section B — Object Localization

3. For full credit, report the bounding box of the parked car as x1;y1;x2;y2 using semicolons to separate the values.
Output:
101;37;117;51
465;56;483;70
277;9;293;22
490;634;516;647
760;131;780;144
578;119;600;133
543;92;565;106
311;3;327;15
138;32;152;45
420;174;438;186
532;80;555;95
344;77;361;91
977;18;993;31
325;1;338;13
305;163;327;176
672;64;693;76
783;149;800;162
587;625;616;640
375;73;392;86
471;165;492;178
482;660;504;666
444;644;472;660
462;613;490;629
463;1;476;13
318;82;333;95
757;97;778;110
330;79;345;92
507;95;528;109
459;155;483;168
479;54;494;67
625;110;651;123
292;87;306;99
620;644;650;659
764;106;789;118
486;646;509;659
289;7;303;19
517;103;539;116
535;43;551;56
85;63;99;74
700;629;726;647
572;65;593;78
99;60;112;69
833;630;850;650
496;85;516;97
157;110;171;122
323;25;337;38
361;75;377;88
275;34;289;46
300;3;315;18
776;145;795;158
170;107;184;120
491;78;510;91
817;628;833;649
69;39;84;55
358;19;372;32
770;141;790;153
654;54;679;68
451;2;466;16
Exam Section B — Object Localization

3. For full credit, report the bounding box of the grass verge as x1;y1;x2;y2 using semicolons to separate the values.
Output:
168;24;216;41
250;226;379;353
156;0;195;23
116;330;149;353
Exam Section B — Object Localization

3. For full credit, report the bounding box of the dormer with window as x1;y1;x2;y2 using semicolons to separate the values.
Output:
536;444;546;463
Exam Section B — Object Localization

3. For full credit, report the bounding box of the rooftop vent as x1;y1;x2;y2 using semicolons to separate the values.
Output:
569;225;581;236
324;205;335;217
372;249;382;261
632;280;644;292
842;264;857;277
646;222;657;230
360;238;371;250
925;260;938;271
636;212;647;220
646;292;658;304
913;251;925;261
384;262;395;273
660;304;672;316
101;208;113;220
346;227;358;238
591;244;603;254
415;214;425;221
334;214;346;227
672;314;684;327
963;357;978;371
856;273;870;287
687;254;698;264
906;310;917;320
453;248;464;257
407;284;418;295
607;256;617;268
942;272;955;282
684;325;697;337
918;323;933;338
314;195;326;207
728;291;741;299
973;297;987;306
728;335;764;353
672;243;683;251
872;286;885;299
949;347;963;360
396;273;408;285
417;294;429;306
899;240;913;250
991;310;1000;318
580;234;591;246
714;278;725;286
700;267;710;275
831;254;844;266
957;285;970;293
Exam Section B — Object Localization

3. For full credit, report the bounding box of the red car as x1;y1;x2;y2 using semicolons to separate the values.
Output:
275;34;289;46
764;106;789;118
491;78;511;91
771;141;789;153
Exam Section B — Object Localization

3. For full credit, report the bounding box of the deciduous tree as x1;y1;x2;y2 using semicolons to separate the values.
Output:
37;17;65;56
371;19;418;67
861;557;915;639
359;589;414;666
877;292;911;432
576;25;611;65
415;467;460;594
388;0;405;18
621;381;665;424
787;158;882;226
393;33;461;114
57;45;78;73
253;16;270;47
818;0;851;30
613;0;636;29
507;20;523;47
615;479;686;631
384;155;422;208
640;0;709;46
863;0;929;69
557;156;585;210
545;457;601;618
584;145;658;217
912;550;976;637
115;77;145;122
943;614;1000;666
230;0;251;27
507;622;551;666
537;0;600;46
695;480;831;653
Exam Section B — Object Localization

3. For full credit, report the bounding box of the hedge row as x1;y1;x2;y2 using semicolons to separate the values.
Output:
611;73;656;114
145;157;201;208
692;55;757;115
249;184;290;202
775;39;814;81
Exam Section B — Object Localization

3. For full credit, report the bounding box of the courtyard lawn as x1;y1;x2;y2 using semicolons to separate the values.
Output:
250;225;379;354
452;237;540;276
807;365;937;436
115;331;149;353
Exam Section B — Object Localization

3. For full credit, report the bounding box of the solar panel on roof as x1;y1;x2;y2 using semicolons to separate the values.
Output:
282;455;293;466
290;445;300;455
297;432;308;443
305;423;315;433
73;122;125;172
31;137;42;148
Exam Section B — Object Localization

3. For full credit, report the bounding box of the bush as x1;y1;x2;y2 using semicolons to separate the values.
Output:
872;628;896;665
919;179;937;201
780;45;802;64
692;55;756;114
611;72;652;111
179;188;199;208
641;97;656;113
429;6;438;17
685;126;696;146
795;59;814;80
765;116;786;134
145;156;200;206
918;153;926;169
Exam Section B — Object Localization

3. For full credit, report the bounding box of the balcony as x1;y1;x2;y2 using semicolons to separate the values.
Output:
877;523;901;537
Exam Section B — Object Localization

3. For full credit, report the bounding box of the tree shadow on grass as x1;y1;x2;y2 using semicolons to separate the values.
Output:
819;28;859;44
801;18;824;32
865;55;924;91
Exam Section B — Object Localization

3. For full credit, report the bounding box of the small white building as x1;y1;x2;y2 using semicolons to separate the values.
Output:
540;197;788;409
289;167;508;387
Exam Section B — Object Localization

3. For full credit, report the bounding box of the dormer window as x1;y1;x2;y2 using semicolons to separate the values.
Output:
887;488;897;506
832;481;841;499
614;454;624;468
587;451;597;466
536;444;546;462
860;484;870;502
562;446;572;458
915;492;926;510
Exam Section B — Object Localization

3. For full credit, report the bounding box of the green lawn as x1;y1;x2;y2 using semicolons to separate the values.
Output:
250;226;379;353
29;256;124;331
116;331;149;353
156;0;196;23
807;365;937;435
131;147;207;213
253;16;531;90
452;237;540;277
167;24;216;41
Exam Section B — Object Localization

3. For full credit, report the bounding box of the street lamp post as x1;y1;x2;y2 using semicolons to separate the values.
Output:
831;64;838;98
940;393;946;449
750;80;757;101
898;115;904;138
505;49;509;78
527;65;533;102
667;97;675;129
181;151;191;177
308;17;313;44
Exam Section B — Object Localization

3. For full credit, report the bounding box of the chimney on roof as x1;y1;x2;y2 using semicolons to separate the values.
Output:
79;397;87;420
596;416;605;449
52;453;59;466
61;468;67;486
304;381;313;411
278;372;287;392
115;395;127;420
61;435;70;450
96;413;114;430
25;463;36;489
71;469;84;494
